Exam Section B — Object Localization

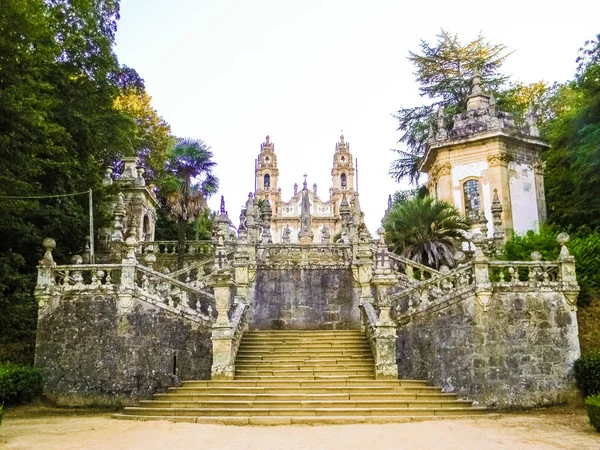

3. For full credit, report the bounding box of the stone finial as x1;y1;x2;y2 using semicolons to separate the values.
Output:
238;209;248;232
144;246;156;269
261;135;274;152
466;69;491;111
71;254;83;265
220;196;226;215
302;173;308;191
340;193;351;221
102;167;113;186
489;92;497;116
526;103;540;137
313;183;317;196
478;211;489;237
124;217;138;260
436;107;446;130
41;238;57;266
491;189;504;244
135;167;146;186
294;183;298;196
112;193;127;242
387;195;392;210
427;125;434;140
471;68;483;95
336;133;348;152
121;156;139;180
377;227;386;245
557;232;571;260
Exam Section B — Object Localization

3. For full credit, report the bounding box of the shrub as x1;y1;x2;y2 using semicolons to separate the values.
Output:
574;349;600;397
585;394;600;432
0;363;43;404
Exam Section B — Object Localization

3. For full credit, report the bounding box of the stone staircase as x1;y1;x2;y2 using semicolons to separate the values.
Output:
113;330;487;424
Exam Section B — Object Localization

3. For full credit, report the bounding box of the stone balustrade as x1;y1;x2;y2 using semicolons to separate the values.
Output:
257;243;352;268
45;264;123;289
488;260;560;284
138;240;213;256
386;252;439;281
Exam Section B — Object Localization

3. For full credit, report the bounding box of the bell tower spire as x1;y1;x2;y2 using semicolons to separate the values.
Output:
255;135;280;204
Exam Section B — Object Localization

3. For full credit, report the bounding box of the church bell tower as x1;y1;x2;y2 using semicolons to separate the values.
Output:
331;134;356;214
255;135;281;204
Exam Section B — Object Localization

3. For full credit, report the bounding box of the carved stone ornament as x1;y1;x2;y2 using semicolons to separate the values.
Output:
487;152;511;167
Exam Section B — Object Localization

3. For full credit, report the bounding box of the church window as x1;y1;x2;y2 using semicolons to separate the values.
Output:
264;174;271;189
265;156;270;163
142;214;151;241
340;173;347;189
463;179;482;222
340;156;346;162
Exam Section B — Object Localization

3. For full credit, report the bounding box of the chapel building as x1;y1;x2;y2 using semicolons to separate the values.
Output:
421;72;548;239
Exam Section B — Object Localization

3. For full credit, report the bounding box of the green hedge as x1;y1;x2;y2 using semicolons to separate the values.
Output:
574;349;600;397
0;363;42;404
585;394;600;432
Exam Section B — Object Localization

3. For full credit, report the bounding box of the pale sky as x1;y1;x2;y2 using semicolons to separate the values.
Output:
114;0;599;233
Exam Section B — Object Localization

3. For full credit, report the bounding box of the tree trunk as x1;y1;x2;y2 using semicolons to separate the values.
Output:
177;217;186;269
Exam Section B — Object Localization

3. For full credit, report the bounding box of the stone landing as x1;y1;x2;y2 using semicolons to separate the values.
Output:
113;330;486;424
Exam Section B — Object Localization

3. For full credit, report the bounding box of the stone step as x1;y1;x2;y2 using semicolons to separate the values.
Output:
245;331;364;336
180;379;429;387
112;413;495;425
138;399;474;409
237;350;373;356
235;356;375;363
238;346;371;352
154;393;459;402
120;406;488;417
235;363;375;370
235;369;375;376
170;387;443;395
240;339;370;345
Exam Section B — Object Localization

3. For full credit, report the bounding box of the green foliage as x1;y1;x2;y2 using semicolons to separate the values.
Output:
391;30;511;184
0;363;43;404
391;186;429;206
0;0;173;362
383;195;470;269
585;394;600;432
575;349;600;398
543;35;600;229
500;227;600;305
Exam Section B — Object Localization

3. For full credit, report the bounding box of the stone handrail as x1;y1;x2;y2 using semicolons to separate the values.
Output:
386;252;440;281
138;240;213;256
167;256;215;280
392;263;475;321
487;260;560;283
45;264;123;289
359;302;379;359
134;264;216;320
230;301;249;366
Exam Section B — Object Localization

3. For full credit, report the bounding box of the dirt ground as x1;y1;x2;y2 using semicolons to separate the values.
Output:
1;406;599;450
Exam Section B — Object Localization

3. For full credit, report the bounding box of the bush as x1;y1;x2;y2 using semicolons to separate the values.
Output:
585;394;600;432
574;349;600;397
0;363;43;405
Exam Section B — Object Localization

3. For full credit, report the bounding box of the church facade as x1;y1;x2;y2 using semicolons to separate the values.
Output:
253;134;362;243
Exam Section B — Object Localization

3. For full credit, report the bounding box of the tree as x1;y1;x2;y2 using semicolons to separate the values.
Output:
543;36;600;229
391;30;511;184
162;138;219;268
383;196;470;269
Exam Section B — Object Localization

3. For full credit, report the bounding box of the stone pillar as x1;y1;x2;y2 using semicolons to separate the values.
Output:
35;238;57;313
371;264;399;380
487;152;514;239
557;233;580;311
208;269;236;379
473;246;492;311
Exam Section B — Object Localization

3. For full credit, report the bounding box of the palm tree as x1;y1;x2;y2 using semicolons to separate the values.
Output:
383;195;470;269
161;138;218;268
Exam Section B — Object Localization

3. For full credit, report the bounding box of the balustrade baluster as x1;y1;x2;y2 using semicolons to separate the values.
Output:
105;269;112;284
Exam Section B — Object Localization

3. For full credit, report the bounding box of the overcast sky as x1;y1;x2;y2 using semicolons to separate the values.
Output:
114;0;599;233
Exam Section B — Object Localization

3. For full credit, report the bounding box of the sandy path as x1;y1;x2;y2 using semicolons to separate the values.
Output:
1;409;598;450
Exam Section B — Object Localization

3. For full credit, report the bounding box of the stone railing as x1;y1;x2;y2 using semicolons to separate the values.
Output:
257;243;352;268
386;252;439;281
46;263;123;289
229;301;249;366
392;263;476;323
359;301;379;358
134;265;216;319
138;240;213;256
488;260;560;284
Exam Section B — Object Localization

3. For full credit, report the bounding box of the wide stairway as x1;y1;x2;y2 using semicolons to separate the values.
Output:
114;330;486;424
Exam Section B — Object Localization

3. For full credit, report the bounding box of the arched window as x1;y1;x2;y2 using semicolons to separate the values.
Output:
340;173;347;189
264;174;271;189
463;179;482;222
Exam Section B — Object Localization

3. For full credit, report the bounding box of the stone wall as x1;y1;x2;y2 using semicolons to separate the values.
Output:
396;289;580;408
251;268;360;329
35;293;212;406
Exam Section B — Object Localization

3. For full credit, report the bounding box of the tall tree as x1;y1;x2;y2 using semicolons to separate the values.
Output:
391;30;511;184
383;196;470;269
543;36;600;229
161;138;219;268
